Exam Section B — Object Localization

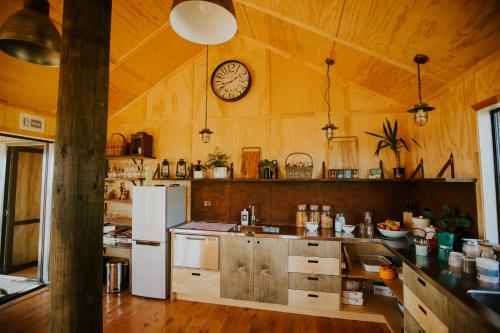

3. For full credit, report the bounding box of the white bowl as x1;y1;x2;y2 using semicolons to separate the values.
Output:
378;227;409;239
342;224;356;233
305;221;318;232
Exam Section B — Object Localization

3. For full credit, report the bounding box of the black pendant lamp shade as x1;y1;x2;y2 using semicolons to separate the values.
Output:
321;58;338;140
0;0;61;66
408;54;435;126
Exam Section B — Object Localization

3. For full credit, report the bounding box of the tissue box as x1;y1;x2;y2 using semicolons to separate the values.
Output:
342;291;363;299
342;297;364;306
373;283;395;297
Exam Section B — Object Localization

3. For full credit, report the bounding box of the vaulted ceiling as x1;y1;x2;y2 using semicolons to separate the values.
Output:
0;0;499;117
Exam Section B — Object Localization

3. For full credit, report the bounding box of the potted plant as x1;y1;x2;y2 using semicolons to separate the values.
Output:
365;118;419;178
206;147;230;178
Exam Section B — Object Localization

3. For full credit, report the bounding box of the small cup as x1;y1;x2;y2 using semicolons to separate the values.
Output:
461;257;476;274
415;244;429;256
448;251;464;268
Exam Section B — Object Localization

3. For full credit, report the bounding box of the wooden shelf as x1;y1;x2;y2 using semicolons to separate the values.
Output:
104;199;132;204
342;294;402;333
190;178;476;183
105;177;144;181
104;217;132;226
103;243;131;249
382;278;404;303
106;155;155;160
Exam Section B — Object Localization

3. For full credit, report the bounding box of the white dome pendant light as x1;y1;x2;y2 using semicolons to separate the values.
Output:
170;0;237;45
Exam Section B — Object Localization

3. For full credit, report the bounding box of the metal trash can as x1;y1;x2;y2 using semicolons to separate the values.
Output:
106;258;129;294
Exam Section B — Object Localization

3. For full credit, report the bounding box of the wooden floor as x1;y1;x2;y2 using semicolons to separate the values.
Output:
12;266;38;279
0;290;389;333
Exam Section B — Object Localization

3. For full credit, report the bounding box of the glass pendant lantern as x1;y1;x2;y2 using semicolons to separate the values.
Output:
408;54;435;126
321;58;338;140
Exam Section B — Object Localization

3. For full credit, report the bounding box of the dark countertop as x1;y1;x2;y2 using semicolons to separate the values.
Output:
172;222;500;330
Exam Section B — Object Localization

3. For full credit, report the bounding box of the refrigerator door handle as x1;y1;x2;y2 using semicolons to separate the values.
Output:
134;240;161;246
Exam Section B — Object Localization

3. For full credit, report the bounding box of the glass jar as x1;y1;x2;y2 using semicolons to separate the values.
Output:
309;205;320;223
296;204;308;228
462;239;481;258
321;205;333;229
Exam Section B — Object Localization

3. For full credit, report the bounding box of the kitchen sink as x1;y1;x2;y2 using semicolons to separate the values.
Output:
232;225;280;234
466;290;500;315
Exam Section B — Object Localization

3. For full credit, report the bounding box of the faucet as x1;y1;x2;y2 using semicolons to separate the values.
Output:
249;204;256;226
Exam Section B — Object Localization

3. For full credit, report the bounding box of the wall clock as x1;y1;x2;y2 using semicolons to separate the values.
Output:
211;60;251;102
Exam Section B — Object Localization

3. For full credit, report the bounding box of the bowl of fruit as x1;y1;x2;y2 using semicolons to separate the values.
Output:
377;220;409;239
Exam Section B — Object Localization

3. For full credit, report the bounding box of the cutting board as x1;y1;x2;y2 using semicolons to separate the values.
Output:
241;147;261;179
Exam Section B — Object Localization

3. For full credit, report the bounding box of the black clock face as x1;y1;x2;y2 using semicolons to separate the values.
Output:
211;60;251;102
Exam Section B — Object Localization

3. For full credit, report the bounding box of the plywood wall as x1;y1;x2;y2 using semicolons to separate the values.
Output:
0;103;56;139
108;36;413;179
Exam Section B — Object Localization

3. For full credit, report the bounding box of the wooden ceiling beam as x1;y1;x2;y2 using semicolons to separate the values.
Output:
234;0;447;84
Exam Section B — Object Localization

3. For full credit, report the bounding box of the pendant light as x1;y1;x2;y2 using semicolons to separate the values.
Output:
408;54;435;126
199;46;213;143
170;0;237;45
0;0;61;66
321;58;338;141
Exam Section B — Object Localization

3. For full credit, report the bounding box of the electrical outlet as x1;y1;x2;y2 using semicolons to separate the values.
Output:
204;200;212;207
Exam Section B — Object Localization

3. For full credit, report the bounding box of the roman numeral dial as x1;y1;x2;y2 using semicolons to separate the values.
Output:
211;60;251;102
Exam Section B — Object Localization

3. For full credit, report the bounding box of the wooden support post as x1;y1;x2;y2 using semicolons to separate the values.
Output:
50;0;112;332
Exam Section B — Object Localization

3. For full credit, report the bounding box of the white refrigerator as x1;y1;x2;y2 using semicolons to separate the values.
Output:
131;185;186;299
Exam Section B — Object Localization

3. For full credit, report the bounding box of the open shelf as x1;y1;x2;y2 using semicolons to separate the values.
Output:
190;177;476;183
104;199;132;204
105;177;145;182
103;243;131;249
105;155;156;160
342;294;402;333
104;217;132;226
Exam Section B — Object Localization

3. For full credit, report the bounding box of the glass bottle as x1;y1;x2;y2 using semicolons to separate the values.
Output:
335;213;342;232
309;205;320;223
296;204;308;228
364;211;373;237
321;205;333;229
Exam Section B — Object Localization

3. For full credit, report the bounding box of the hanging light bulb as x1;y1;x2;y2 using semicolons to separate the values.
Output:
199;45;213;143
321;58;338;140
408;54;435;126
170;0;237;45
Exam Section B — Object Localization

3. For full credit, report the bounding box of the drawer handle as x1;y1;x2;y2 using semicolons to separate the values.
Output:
186;237;206;241
308;243;319;247
307;294;319;298
307;277;319;281
417;277;426;287
307;260;319;264
418;304;427;316
191;272;201;276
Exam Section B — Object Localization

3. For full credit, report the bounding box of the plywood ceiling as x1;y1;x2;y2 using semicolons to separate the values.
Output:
0;0;499;117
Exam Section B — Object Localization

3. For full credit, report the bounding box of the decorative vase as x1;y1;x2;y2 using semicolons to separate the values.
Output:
193;170;204;179
213;167;227;179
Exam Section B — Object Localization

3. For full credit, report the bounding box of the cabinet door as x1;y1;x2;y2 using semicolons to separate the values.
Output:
253;238;289;305
220;236;254;301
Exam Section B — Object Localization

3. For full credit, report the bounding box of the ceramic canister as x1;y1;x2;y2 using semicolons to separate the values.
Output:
476;258;499;284
411;216;430;237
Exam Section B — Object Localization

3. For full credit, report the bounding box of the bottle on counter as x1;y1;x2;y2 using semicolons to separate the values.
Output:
241;209;249;226
364;211;373;237
296;204;308;227
309;205;320;224
334;213;342;232
321;205;333;229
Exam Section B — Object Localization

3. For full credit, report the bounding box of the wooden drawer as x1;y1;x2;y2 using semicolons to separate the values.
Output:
403;264;451;322
288;256;339;275
288;272;340;293
289;239;340;258
404;286;448;333
404;309;425;333
172;267;220;298
288;289;340;311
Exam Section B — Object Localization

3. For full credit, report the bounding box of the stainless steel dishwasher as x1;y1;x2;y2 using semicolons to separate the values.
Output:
173;234;219;270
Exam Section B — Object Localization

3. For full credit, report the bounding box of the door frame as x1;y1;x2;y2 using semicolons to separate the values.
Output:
1;146;44;274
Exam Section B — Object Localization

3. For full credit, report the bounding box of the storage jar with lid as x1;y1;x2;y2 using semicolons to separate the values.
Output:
321;205;333;229
296;204;308;228
309;205;320;223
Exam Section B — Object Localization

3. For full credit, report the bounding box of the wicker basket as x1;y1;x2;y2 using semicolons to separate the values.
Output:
106;133;130;156
285;152;313;179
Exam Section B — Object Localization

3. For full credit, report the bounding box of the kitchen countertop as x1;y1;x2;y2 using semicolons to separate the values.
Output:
171;222;500;331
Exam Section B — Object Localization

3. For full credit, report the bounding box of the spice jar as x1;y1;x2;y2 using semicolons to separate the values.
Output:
296;204;308;228
321;205;333;229
309;205;320;223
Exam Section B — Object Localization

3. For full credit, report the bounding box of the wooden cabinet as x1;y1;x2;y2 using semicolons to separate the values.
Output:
288;272;340;293
220;236;254;301
220;236;288;304
172;267;220;298
253;238;288;305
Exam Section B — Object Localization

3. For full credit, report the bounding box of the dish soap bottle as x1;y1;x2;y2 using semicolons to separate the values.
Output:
241;209;249;226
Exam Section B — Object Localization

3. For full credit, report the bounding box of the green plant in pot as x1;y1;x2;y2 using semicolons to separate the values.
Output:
365;118;419;179
206;147;230;178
